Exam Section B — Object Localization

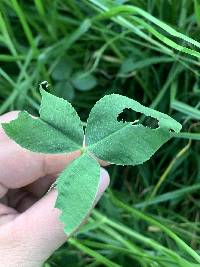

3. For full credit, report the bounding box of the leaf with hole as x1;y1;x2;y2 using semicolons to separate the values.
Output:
2;87;182;235
52;58;73;81
86;94;181;165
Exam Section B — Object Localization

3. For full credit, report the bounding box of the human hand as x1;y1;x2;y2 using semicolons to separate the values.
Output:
0;111;110;267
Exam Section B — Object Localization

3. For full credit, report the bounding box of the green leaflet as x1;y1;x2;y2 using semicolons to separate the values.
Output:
2;89;84;153
85;94;182;165
55;152;100;235
40;89;84;145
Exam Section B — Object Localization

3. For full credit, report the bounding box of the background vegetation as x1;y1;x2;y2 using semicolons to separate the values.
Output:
0;0;200;266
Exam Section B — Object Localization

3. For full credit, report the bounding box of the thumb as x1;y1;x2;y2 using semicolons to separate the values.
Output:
8;168;109;265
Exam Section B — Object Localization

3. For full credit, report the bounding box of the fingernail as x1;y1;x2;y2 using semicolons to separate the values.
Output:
95;168;110;202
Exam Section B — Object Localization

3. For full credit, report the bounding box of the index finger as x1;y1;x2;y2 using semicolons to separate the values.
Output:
0;111;80;191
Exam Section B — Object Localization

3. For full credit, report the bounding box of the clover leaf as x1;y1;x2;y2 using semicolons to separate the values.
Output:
3;89;83;154
2;85;182;235
86;94;181;165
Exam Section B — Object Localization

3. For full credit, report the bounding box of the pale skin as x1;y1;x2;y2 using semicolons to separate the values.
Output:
0;111;110;267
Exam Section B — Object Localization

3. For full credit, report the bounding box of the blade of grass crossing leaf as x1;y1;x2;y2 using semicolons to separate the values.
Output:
55;153;100;235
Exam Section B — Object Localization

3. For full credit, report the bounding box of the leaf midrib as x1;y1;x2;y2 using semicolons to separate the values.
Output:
87;123;157;150
87;122;170;153
39;116;83;149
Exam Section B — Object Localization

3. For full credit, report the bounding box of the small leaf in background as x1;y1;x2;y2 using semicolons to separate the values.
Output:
86;94;181;165
52;81;75;102
52;58;73;81
2;89;84;153
119;56;140;74
71;71;97;91
55;152;100;235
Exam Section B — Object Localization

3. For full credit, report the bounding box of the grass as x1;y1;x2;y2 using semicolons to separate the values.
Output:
0;0;200;266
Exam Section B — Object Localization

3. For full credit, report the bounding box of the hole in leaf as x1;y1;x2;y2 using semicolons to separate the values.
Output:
117;108;159;129
141;116;159;129
117;108;136;123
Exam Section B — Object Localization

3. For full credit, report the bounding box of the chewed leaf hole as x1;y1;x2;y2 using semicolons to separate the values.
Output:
117;108;136;123
117;108;159;129
142;116;159;129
